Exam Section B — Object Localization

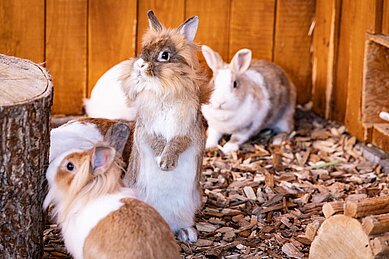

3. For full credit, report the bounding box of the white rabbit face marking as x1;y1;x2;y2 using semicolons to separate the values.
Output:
211;69;241;110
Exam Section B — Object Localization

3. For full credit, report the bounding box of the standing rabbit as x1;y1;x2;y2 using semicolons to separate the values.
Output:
122;11;207;243
44;145;180;259
201;45;296;153
84;60;137;121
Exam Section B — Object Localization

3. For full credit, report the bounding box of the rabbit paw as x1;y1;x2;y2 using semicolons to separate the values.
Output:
176;227;197;243
158;154;178;171
220;142;239;154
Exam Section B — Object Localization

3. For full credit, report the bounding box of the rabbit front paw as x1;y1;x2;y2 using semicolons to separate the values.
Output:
158;153;178;171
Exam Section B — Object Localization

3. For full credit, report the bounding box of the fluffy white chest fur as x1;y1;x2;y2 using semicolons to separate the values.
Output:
61;190;135;259
135;105;200;232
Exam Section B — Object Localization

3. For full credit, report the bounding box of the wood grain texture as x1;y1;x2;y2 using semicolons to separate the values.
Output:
229;0;275;61
383;0;389;34
273;0;315;105
372;124;389;152
46;0;87;115
0;0;44;63
344;0;383;140
309;215;373;259
136;0;185;54
0;54;52;258
186;0;231;61
312;0;341;117
88;0;137;97
329;0;352;122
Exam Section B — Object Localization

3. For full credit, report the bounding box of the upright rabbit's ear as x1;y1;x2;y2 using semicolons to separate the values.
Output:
91;146;116;175
177;16;199;41
147;10;163;32
230;49;252;75
202;45;224;72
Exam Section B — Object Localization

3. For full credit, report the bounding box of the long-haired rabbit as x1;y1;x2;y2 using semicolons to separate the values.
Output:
44;145;180;259
50;118;134;168
121;11;207;243
84;60;137;121
201;45;296;153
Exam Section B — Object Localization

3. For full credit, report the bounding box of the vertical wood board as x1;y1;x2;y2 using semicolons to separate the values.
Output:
229;0;275;61
88;0;137;96
0;0;44;63
46;0;87;114
273;0;315;105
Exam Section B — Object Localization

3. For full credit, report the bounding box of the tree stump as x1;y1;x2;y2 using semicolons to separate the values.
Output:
0;54;53;258
310;196;389;259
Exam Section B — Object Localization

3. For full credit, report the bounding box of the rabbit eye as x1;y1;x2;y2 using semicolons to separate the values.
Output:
158;51;171;62
66;162;75;171
233;81;239;88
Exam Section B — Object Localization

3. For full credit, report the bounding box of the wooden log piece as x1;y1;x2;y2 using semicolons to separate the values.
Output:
362;213;389;236
322;201;344;218
309;215;373;259
0;54;53;258
344;196;389;218
370;234;389;257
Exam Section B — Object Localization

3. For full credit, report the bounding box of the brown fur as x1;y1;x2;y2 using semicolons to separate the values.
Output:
84;198;180;259
248;60;295;130
55;147;123;222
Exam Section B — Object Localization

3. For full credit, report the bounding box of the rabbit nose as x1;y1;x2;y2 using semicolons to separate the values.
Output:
136;58;146;70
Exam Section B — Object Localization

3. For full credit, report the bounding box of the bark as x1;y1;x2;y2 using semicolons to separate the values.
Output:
0;54;53;258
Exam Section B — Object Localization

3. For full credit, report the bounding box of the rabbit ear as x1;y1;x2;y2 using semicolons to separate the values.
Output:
177;16;199;41
230;49;252;74
91;146;116;175
202;45;224;72
104;123;131;156
147;10;163;32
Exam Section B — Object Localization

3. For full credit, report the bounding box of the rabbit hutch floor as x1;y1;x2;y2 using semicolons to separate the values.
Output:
43;106;389;259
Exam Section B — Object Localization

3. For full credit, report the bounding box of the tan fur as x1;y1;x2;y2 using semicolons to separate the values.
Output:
84;198;180;259
55;147;123;223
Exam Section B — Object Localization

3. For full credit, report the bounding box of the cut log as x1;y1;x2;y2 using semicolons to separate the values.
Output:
322;201;344;218
344;196;389;218
309;215;374;259
370;234;389;257
362;213;389;236
0;54;53;258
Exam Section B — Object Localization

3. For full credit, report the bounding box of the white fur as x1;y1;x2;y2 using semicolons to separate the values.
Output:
202;69;270;134
49;121;104;162
380;111;389;122
202;66;271;152
135;142;200;233
84;60;137;121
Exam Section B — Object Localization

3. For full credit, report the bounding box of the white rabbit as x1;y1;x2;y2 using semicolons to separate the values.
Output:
44;145;180;259
201;45;296;154
84;60;137;121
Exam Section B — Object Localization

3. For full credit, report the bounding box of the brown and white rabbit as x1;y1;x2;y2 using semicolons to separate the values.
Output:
84;60;137;121
201;45;296;153
121;11;207;243
44;145;180;259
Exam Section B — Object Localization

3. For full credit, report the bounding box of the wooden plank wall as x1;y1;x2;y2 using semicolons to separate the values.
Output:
0;0;315;115
312;0;389;145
